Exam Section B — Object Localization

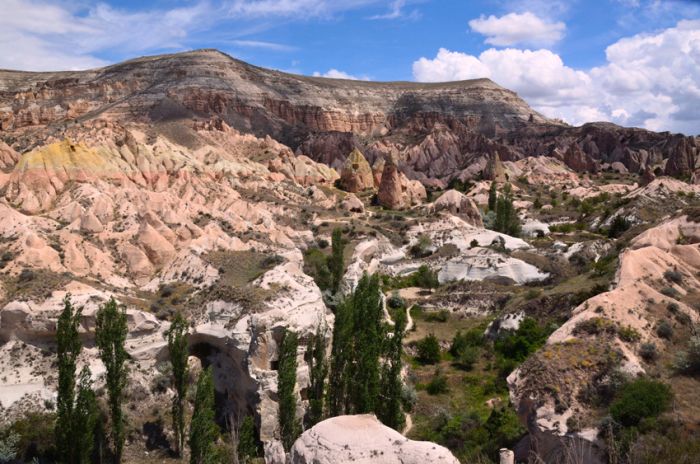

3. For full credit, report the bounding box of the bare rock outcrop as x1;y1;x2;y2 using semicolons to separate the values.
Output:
562;143;599;173
377;157;426;210
339;148;374;192
290;415;459;464
484;151;507;182
429;189;483;227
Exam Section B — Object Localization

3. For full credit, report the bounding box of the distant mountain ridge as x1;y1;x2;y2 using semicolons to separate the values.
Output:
0;49;697;184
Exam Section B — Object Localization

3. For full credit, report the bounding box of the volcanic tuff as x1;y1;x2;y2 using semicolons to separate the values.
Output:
1;49;698;187
2;49;700;463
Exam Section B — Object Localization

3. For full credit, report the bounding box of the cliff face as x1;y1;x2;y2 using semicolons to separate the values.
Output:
0;49;697;183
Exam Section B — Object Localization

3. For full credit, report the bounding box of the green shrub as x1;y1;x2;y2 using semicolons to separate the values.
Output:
608;216;631;238
470;239;479;248
416;334;441;364
426;369;449;395
494;318;549;363
660;287;680;298
424;309;450;323
411;265;440;289
618;325;641;343
639;343;658;362
673;336;700;375
455;346;479;371
656;320;673;340
574;317;617;336
663;269;683;284
450;328;484;357
610;378;672;427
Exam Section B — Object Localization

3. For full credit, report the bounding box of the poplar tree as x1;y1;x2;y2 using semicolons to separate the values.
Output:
329;228;345;294
167;312;189;457
305;327;328;427
278;329;300;451
56;294;83;464
327;299;351;417
378;309;406;430
488;181;498;211
189;368;218;464
74;366;98;464
95;297;129;464
348;274;383;414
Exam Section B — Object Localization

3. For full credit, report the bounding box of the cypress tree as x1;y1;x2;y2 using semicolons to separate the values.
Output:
189;367;219;464
95;297;129;464
378;309;406;430
56;294;83;464
74;366;98;464
278;329;300;451
329;228;345;294
488;181;498;211
305;327;327;427
167;312;189;456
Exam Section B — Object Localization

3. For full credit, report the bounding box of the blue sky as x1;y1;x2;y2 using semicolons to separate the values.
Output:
2;0;700;134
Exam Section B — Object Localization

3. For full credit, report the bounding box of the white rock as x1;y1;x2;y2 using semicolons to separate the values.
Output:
290;415;460;464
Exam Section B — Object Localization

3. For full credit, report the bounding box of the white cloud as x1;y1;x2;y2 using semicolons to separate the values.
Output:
228;40;296;51
227;0;381;18
413;19;700;135
368;0;420;20
313;69;369;80
0;0;216;70
468;12;566;46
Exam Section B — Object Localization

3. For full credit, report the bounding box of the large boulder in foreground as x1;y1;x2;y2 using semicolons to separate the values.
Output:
290;414;459;464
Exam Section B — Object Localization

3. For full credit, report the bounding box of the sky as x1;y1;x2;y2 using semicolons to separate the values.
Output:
1;0;699;135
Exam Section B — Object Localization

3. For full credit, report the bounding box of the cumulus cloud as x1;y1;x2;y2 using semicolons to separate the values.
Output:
469;12;566;46
413;19;700;135
313;69;370;80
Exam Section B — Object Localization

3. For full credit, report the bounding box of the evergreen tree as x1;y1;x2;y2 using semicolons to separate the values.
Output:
488;182;498;211
95;297;129;464
278;329;300;451
56;294;83;464
329;228;345;294
167;313;190;456
305;327;327;427
189;368;219;464
327;299;351;417
378;308;406;430
74;366;98;464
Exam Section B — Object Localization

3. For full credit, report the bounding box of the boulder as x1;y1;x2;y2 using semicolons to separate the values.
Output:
290;415;459;464
339;149;374;192
339;193;364;213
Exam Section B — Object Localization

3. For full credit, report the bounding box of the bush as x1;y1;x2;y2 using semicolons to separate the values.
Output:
656;320;673;340
426;369;449;395
639;343;658;362
494;318;549;363
455;346;479;371
574;317;617;336
674;336;700;375
317;238;329;249
663;269;683;284
618;325;641;343
416;334;441;364
411;265;440;289
410;235;433;258
660;287;680;298
609;378;672;427
608;215;631;238
470;239;479;248
450;328;484;357
424;309;450;323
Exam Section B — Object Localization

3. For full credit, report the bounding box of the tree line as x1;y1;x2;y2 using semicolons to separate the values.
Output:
53;296;258;464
